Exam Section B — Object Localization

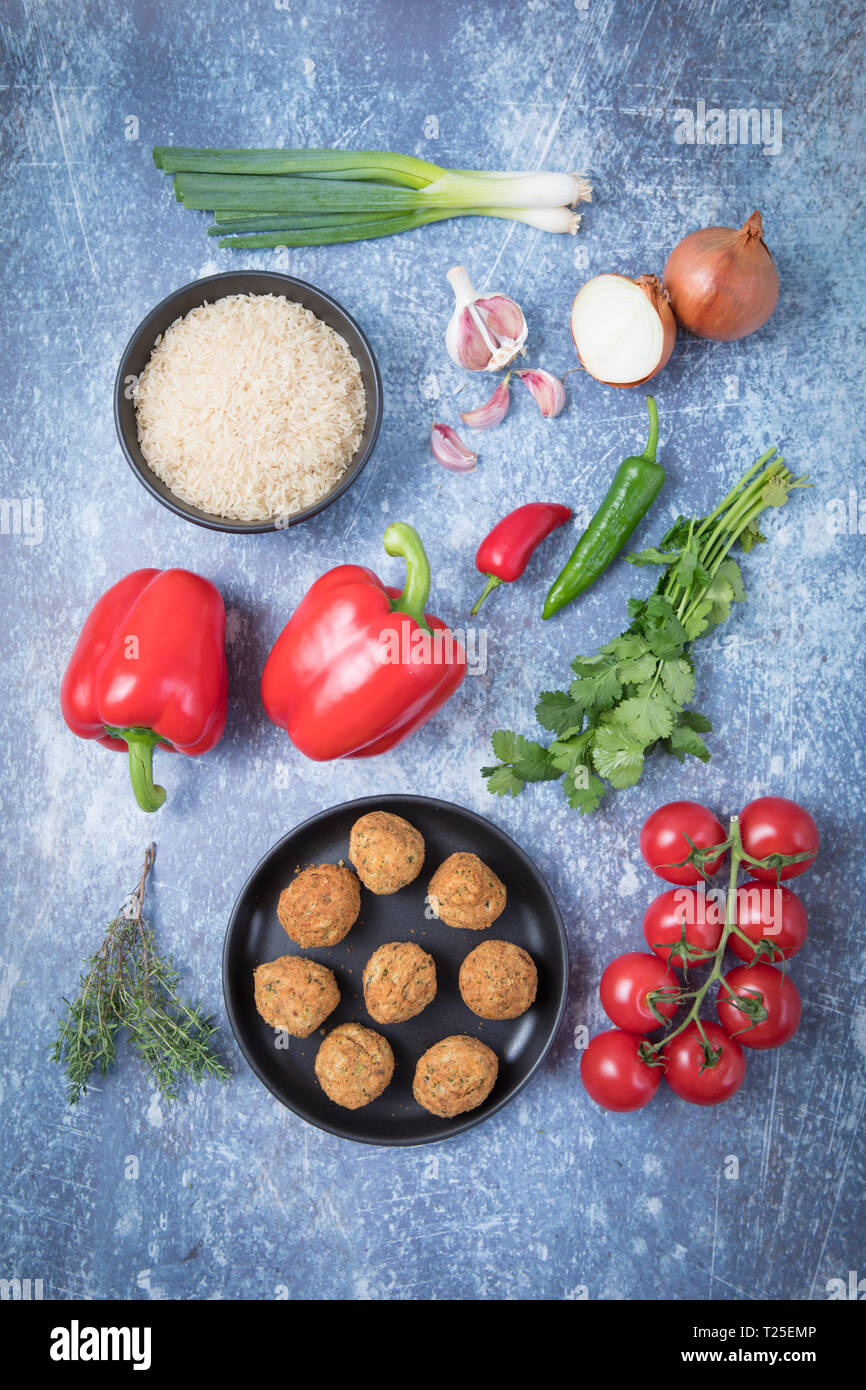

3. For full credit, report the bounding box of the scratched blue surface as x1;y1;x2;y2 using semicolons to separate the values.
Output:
1;0;864;1302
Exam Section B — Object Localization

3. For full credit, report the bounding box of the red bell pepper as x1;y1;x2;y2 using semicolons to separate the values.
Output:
60;569;228;812
261;523;465;760
471;502;572;614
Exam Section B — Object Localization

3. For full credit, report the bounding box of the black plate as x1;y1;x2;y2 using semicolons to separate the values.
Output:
114;270;383;532
222;795;569;1146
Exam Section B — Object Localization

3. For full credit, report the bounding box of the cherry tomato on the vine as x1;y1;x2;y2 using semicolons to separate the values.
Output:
642;886;724;969
599;951;680;1031
729;882;808;963
739;796;819;881
580;1029;662;1112
716;963;802;1049
662;1020;746;1105
640;801;727;885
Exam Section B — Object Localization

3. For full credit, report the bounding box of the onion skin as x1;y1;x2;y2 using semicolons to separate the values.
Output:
570;273;677;389
662;211;779;341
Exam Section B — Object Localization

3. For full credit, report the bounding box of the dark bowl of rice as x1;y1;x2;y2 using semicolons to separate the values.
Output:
114;270;383;533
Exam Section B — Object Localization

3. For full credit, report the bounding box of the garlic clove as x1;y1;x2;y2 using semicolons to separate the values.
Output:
454;308;497;371
517;368;566;418
445;265;528;372
431;421;478;472
477;296;526;342
460;374;512;429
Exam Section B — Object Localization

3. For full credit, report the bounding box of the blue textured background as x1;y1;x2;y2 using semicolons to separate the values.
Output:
1;0;864;1301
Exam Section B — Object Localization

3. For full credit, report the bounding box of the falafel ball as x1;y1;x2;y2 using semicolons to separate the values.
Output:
459;939;538;1020
314;1022;395;1110
363;941;437;1024
349;811;425;894
277;864;360;948
413;1035;499;1118
427;852;506;931
253;955;340;1037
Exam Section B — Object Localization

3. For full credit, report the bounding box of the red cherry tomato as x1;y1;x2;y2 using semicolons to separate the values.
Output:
599;951;680;1031
716;963;802;1049
640;801;727;885
580;1029;662;1112
739;796;819;881
662;1020;746;1105
729;882;808;963
642;886;724;969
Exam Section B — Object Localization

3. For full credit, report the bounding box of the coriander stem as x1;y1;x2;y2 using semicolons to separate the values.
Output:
694;449;778;538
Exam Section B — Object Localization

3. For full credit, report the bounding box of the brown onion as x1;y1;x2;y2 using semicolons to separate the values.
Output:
570;273;677;388
662;211;779;341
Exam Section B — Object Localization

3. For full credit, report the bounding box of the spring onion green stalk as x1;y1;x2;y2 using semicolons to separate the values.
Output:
154;146;444;188
154;146;591;248
208;210;411;231
212;205;583;249
175;173;423;212
215;211;454;248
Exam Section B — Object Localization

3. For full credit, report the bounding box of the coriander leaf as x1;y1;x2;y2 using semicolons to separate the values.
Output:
618;651;659;684
716;557;746;603
626;547;679;567
488;730;560;783
669;548;711;591
535;689;585;736
739;522;766;553
762;475;790;507
608;686;677;745
568;662;622;713
701;573;736;630
489;729;531;764
643;596;688;658
599;633;650;660
682;600;712;640
597;632;658;684
658;515;691;549
679;709;713;733
658;655;696;705
483;764;527;797
564;765;606;813
590;724;646;788
664;721;711;764
548;726;596;773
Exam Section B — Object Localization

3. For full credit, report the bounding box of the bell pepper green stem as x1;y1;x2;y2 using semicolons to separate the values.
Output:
641;395;659;464
105;726;167;813
470;574;503;616
384;523;432;632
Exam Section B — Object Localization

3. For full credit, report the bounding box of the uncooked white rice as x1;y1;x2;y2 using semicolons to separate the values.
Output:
134;292;366;521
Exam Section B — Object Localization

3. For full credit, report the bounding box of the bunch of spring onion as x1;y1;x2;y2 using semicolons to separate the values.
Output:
152;148;592;249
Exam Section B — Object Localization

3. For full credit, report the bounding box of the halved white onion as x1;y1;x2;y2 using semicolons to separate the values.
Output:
570;273;676;388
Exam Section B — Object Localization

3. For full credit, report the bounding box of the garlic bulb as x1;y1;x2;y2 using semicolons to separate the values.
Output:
445;266;528;372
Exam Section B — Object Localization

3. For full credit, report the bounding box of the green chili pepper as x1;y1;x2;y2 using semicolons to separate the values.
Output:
542;396;665;619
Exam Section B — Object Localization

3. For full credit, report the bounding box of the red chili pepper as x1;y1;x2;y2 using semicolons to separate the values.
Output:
261;523;465;761
471;502;572;614
60;569;228;812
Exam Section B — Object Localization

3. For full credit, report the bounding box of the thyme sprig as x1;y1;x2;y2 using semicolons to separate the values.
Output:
51;844;230;1104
